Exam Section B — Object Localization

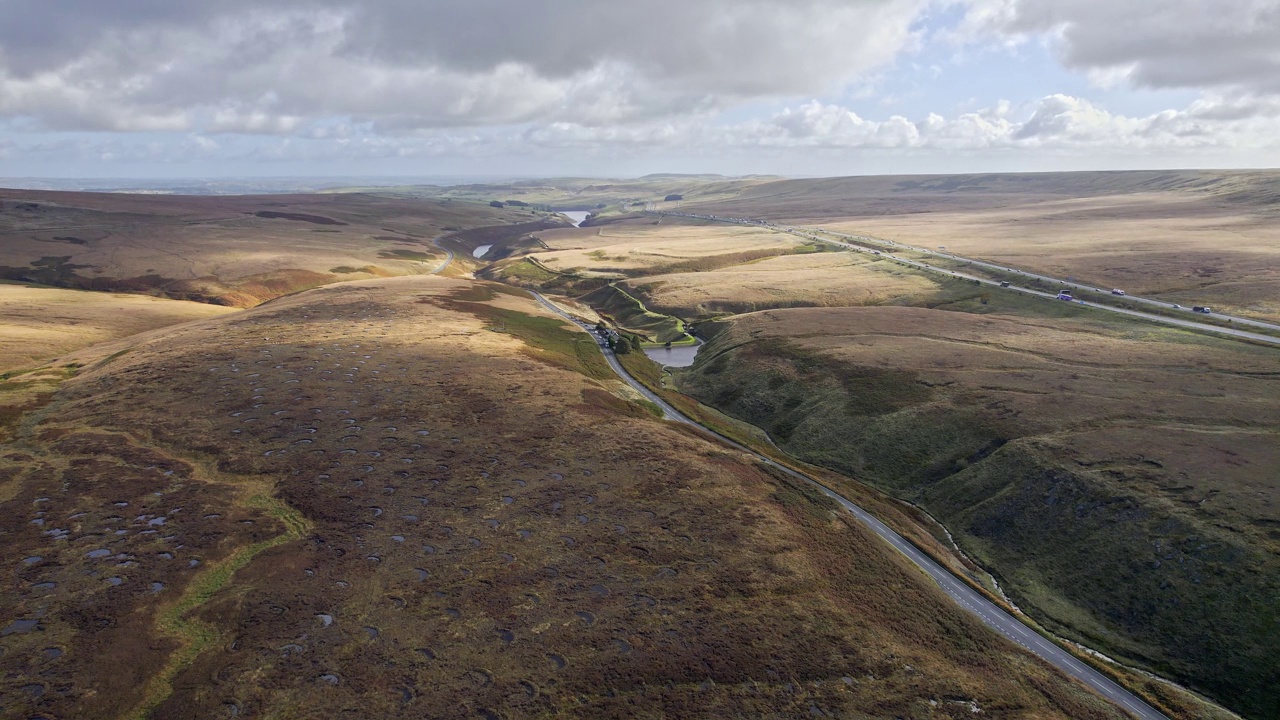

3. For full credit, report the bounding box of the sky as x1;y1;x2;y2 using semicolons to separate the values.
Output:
1;0;1279;179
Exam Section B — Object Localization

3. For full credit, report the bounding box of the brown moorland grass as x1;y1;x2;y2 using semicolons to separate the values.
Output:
685;170;1280;322
0;275;1129;720
622;250;941;318
0;281;237;373
532;220;801;276
0;189;532;306
675;304;1280;719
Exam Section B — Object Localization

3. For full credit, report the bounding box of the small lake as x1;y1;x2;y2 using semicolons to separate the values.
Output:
560;211;590;227
642;340;704;368
472;244;493;258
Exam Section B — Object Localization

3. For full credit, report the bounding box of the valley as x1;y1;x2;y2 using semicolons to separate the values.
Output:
2;173;1276;720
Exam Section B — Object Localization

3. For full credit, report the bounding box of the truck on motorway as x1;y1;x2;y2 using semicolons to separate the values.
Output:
1056;291;1074;301
1111;289;1126;296
1193;306;1212;314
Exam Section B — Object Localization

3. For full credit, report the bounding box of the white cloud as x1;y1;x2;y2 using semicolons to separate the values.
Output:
963;0;1280;96
0;0;929;134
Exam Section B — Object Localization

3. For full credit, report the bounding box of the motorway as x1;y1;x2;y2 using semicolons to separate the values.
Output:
527;290;1169;720
661;212;1280;347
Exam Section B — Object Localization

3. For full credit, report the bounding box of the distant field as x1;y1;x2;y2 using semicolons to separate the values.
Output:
677;304;1280;718
0;282;235;373
0;189;536;306
0;275;1126;720
622;250;941;317
685;170;1280;323
382;174;780;214
533;220;801;276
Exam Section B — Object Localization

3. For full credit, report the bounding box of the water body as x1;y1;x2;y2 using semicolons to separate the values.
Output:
560;211;590;227
472;244;493;258
642;339;704;368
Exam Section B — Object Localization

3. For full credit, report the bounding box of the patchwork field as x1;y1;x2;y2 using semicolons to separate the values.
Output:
0;281;236;373
676;305;1280;718
0;275;1130;720
531;220;804;277
621;250;941;317
682;170;1280;323
0;189;540;306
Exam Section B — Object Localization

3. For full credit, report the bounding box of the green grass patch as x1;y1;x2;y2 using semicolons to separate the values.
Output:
496;258;559;283
581;284;690;344
130;492;310;720
438;290;613;381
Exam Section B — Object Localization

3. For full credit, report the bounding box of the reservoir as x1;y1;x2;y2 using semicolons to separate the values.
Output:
472;244;492;258
560;211;590;227
642;339;704;368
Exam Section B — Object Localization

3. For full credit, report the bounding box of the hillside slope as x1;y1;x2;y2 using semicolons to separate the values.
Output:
676;306;1280;718
0;276;1129;719
0;190;546;306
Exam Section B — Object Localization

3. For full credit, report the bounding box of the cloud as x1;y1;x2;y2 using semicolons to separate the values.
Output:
964;0;1280;96
0;0;928;133
698;95;1280;153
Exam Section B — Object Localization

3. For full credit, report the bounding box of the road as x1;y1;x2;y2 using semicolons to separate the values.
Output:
821;226;1280;334
660;212;1280;347
528;288;1169;720
429;235;455;274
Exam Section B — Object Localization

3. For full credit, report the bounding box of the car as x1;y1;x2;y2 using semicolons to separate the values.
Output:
1172;304;1181;308
1000;281;1011;287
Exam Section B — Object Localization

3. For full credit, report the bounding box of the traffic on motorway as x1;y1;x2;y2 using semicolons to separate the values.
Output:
657;211;1280;347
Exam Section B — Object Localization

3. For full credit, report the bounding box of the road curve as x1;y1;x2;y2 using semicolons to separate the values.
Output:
660;212;1280;347
529;289;1169;720
429;234;455;274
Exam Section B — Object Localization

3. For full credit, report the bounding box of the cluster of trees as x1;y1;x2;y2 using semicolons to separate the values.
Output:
596;322;645;354
664;194;683;202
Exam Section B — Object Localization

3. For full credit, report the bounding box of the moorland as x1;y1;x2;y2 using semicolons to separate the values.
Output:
3;173;1277;720
0;270;1126;719
461;171;1280;720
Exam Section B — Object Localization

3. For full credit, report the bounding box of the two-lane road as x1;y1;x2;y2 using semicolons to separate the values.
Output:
429;234;455;274
527;290;1169;720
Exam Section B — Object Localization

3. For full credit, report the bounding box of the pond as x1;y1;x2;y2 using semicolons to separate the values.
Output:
560;211;590;227
472;244;493;258
642;340;703;368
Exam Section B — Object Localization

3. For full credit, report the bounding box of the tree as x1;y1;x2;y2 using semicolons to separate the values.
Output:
613;336;632;354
